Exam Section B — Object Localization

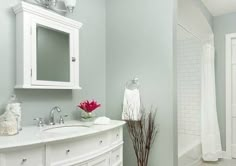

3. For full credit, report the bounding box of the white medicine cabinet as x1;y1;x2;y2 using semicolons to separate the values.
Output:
13;2;82;89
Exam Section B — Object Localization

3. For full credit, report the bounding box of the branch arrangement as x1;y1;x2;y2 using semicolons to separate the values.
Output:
125;108;158;166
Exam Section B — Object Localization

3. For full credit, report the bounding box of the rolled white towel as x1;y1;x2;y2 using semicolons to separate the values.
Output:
122;88;141;121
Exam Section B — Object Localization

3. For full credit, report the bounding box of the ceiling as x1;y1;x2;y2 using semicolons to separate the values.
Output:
201;0;236;16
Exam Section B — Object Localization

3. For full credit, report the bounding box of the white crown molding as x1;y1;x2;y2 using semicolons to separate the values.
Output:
13;1;82;29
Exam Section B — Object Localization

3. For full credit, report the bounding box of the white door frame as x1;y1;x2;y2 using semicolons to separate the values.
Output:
225;33;236;159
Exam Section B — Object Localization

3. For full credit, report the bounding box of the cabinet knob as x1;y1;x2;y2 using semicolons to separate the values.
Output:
116;133;119;138
116;154;120;159
99;140;103;144
66;149;70;154
72;57;76;62
22;158;27;163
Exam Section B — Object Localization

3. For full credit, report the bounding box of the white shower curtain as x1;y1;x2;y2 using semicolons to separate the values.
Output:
201;39;222;161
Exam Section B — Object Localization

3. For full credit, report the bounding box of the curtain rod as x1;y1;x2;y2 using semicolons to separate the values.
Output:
177;23;203;42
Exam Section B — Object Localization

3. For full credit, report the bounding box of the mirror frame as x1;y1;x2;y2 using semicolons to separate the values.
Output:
31;18;75;87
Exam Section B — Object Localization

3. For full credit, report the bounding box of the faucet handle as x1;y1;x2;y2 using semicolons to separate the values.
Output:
34;117;44;127
59;115;68;124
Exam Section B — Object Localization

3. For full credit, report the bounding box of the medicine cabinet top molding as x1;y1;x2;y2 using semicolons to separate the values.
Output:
13;2;82;29
13;2;83;89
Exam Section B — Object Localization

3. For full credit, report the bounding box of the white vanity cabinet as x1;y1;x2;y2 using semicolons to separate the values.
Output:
0;122;124;166
13;2;82;89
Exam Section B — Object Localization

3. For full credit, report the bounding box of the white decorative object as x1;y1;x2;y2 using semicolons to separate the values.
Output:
33;0;77;13
94;116;111;125
9;103;22;131
0;121;125;166
13;2;82;89
0;103;21;136
63;0;77;12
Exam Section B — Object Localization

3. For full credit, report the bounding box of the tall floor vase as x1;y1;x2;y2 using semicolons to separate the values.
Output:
126;110;158;166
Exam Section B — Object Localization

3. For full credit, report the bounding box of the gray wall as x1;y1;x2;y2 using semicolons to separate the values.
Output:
193;0;213;28
213;12;236;150
106;0;177;165
0;0;106;126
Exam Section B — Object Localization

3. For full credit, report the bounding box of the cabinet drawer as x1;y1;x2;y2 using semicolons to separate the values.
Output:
88;153;109;166
3;146;44;166
71;163;87;166
110;128;122;144
47;133;109;165
110;146;122;165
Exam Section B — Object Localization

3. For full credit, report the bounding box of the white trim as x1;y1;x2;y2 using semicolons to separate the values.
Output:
14;85;82;89
225;33;236;159
13;1;82;29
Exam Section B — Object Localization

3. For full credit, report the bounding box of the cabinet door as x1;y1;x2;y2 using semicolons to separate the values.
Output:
31;18;76;87
88;154;109;166
1;146;44;166
110;146;122;166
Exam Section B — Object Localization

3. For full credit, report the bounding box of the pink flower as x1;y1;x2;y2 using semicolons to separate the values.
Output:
77;100;101;113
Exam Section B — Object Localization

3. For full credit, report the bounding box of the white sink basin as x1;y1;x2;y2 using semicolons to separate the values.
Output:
43;125;89;134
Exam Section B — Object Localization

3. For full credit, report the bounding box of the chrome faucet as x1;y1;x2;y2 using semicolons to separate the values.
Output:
34;117;44;127
49;106;62;125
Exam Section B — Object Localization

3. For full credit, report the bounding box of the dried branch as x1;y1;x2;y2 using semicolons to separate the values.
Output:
125;107;158;166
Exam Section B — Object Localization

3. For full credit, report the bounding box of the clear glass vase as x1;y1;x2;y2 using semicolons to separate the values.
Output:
81;111;95;122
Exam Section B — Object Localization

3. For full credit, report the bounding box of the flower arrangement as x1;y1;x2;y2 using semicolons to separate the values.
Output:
77;100;101;121
77;100;101;113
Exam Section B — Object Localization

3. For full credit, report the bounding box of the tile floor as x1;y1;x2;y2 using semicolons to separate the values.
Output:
201;159;236;166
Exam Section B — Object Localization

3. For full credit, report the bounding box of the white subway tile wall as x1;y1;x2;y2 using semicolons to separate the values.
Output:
177;38;202;136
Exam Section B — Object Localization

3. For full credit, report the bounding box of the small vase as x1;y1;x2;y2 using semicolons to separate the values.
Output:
81;111;95;122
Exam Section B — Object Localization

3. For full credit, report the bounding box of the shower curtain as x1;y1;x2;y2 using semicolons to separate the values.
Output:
201;39;222;161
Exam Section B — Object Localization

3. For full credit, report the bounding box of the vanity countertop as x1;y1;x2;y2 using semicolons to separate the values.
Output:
0;120;125;150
